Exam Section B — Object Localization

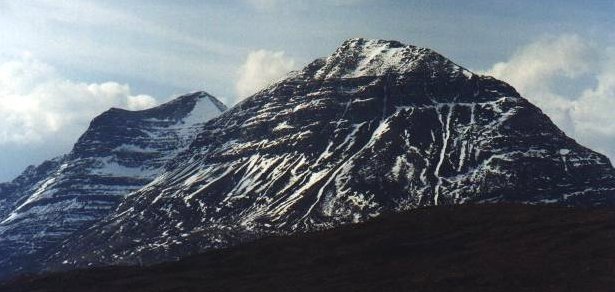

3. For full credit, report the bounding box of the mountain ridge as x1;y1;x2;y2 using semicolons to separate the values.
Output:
45;38;615;271
0;91;227;278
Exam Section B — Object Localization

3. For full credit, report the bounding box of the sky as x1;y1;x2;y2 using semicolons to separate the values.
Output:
0;0;613;181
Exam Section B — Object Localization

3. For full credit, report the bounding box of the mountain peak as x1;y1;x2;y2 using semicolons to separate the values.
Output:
149;91;227;116
303;38;470;81
73;91;227;158
339;37;409;50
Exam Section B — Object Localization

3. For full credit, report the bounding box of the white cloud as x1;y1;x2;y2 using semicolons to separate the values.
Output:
127;95;158;111
0;0;243;103
235;50;296;102
0;55;157;145
487;35;593;94
484;35;615;162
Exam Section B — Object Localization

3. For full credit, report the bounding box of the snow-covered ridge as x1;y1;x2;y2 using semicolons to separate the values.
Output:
0;91;226;279
309;38;472;80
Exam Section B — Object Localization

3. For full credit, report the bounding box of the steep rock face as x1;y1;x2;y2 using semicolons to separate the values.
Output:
0;92;226;277
52;38;615;268
0;159;64;220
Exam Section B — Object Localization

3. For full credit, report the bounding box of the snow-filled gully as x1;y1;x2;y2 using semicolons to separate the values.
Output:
434;104;454;205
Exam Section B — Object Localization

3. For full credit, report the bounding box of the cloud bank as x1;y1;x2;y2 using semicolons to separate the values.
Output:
0;55;157;145
484;34;615;162
235;50;296;103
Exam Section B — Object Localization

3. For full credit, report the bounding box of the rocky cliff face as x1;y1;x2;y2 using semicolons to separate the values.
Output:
0;92;226;277
48;38;615;269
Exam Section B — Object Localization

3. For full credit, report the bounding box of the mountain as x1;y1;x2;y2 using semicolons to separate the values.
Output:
47;38;615;270
0;92;227;278
4;204;615;292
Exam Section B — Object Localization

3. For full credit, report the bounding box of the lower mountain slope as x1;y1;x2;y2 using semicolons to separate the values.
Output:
49;38;615;269
4;204;615;292
0;92;226;278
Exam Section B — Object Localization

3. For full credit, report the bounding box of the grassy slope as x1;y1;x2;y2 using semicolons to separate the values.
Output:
3;204;615;292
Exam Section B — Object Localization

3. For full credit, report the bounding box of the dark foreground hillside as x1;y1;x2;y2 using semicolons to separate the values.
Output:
3;204;615;292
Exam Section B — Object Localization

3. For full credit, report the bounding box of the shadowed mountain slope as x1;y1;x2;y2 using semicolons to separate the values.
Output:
3;204;615;292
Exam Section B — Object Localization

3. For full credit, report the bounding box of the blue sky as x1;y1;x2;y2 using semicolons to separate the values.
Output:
0;0;614;180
